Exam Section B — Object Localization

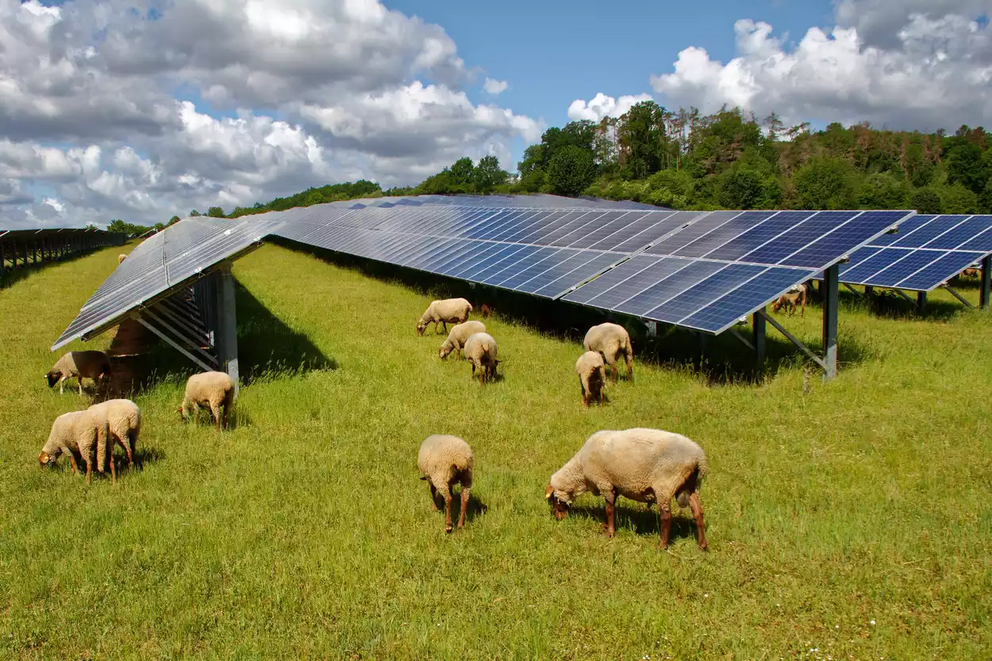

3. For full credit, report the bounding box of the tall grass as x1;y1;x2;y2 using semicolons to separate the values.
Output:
1;244;990;659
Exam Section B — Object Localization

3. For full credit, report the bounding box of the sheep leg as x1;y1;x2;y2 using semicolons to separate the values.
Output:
211;402;222;431
689;492;707;551
78;378;83;396
107;445;116;484
223;403;230;430
659;504;672;549
579;376;588;406
603;490;616;538
58;376;65;395
458;486;469;529
67;452;79;475
443;490;454;533
428;483;439;510
627;357;633;384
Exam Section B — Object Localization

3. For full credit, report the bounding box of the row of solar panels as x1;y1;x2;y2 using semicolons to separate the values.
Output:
53;195;992;352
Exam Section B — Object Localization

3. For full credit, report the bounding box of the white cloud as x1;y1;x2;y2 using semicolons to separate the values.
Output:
650;14;992;130
484;77;508;95
833;0;992;47
567;93;654;122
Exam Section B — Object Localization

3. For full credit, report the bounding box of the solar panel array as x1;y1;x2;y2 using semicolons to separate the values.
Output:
836;214;992;291
52;215;285;350
53;195;916;353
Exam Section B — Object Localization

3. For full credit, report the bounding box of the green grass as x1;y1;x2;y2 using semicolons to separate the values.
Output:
2;244;991;660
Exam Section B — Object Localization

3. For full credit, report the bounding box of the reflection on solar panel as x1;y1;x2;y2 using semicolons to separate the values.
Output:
837;214;992;291
52;215;285;350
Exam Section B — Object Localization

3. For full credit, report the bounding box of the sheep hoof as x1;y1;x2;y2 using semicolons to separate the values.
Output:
445;525;453;533
698;542;708;552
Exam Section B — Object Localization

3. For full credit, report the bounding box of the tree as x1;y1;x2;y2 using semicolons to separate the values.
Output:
856;173;911;209
793;158;857;209
911;188;943;214
617;101;665;179
207;206;225;218
449;157;476;190
547;146;595;197
168;215;181;226
190;209;200;217
472;156;508;194
763;111;785;142
719;169;764;209
947;143;989;195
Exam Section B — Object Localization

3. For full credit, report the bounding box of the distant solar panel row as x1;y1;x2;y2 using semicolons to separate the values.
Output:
837;214;992;291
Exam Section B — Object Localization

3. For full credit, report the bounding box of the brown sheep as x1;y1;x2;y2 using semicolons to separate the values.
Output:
771;283;807;317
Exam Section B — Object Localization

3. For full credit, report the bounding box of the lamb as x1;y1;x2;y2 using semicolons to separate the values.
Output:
118;254;127;264
439;320;486;360
545;428;708;550
463;332;499;385
179;371;235;431
771;283;807;317
45;350;112;395
417;434;474;533
38;409;114;484
416;298;473;336
575;351;606;407
88;398;141;468
582;322;633;384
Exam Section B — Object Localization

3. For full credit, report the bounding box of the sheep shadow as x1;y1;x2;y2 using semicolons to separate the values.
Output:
117;445;166;472
569;501;701;544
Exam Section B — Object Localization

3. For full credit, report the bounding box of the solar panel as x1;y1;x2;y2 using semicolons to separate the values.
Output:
837;214;992;291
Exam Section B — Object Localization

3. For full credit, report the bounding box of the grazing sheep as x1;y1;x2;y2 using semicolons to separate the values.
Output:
961;267;981;279
118;254;127;264
464;332;499;385
439;320;486;360
418;434;474;533
771;283;807;317
545;428;708;550
583;323;633;384
575;351;606;407
88;399;141;468
45;350;111;395
417;298;473;336
38;410;114;484
179;371;235;431
480;303;493;318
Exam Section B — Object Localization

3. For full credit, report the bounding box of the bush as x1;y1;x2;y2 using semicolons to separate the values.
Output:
546;146;595;197
793;158;858;209
911;187;943;214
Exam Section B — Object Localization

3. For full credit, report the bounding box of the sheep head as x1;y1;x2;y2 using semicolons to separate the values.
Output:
545;484;570;520
45;371;60;388
416;322;427;336
438;342;453;360
38;451;56;467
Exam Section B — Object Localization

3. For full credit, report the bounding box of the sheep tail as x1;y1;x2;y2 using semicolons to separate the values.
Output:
675;458;707;508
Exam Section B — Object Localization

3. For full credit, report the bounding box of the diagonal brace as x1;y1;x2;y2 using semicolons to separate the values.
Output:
757;310;827;371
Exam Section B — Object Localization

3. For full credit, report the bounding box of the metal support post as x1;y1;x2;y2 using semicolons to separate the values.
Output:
916;291;927;313
822;264;839;381
752;308;766;373
0;244;5;277
864;285;873;297
215;263;240;395
981;255;992;311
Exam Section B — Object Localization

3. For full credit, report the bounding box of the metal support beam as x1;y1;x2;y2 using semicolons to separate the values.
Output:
864;285;874;297
214;263;239;396
143;307;219;367
916;291;927;313
943;285;973;309
133;313;217;373
728;327;755;352
752;309;766;372
758;310;828;371
893;289;916;306
981;255;991;311
821;264;839;381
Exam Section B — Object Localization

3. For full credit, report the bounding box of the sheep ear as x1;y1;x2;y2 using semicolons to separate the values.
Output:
545;484;554;499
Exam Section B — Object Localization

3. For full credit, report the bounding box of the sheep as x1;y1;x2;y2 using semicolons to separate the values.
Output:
179;371;235;431
582;322;633;384
88;398;141;468
417;298;473;336
961;267;981;279
480;303;493;319
118;254;127;264
545;428;708;550
417;434;474;533
575;351;606;407
38;409;114;484
771;283;807;317
439;320;487;360
45;350;111;395
463;332;499;385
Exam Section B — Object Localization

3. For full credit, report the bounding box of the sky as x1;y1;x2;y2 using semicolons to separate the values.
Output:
2;0;992;229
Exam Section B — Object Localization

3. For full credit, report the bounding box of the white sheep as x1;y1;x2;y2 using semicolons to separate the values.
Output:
88;398;141;468
179;371;235;431
439;320;486;360
118;254;127;264
417;434;474;532
417;298;473;336
45;350;112;395
583;322;634;384
575;351;606;407
463;332;499;385
38;409;114;484
545;428;708;550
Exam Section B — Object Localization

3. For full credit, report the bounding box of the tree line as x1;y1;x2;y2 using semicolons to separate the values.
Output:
121;103;992;229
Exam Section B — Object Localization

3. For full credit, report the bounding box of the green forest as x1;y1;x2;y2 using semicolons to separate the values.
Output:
149;103;992;226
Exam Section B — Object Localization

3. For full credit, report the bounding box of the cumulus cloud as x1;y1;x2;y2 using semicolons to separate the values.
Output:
0;0;539;229
567;93;654;122
484;77;508;95
834;0;992;48
650;13;992;131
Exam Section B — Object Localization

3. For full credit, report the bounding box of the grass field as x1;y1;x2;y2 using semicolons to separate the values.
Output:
2;243;991;660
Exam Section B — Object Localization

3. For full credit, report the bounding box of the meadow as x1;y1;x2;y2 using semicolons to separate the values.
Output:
1;243;990;660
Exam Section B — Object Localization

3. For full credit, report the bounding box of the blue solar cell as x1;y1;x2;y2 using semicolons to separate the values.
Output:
956;223;992;252
892;215;969;248
516;251;603;294
894;251;984;290
461;245;537;282
682;267;815;334
466;210;524;240
861;250;946;287
515;211;597;245
838;248;912;284
613;260;725;317
431;241;502;275
921;215;991;249
498;211;572;243
673;211;771;258
551;211;628;247
588;258;698;310
741;211;859;265
531;252;622;298
445;243;520;279
486;210;553;242
563;212;646;250
485;247;559;286
642;263;766;324
496;249;573;289
870;214;935;246
588;211;680;252
837;246;883;278
780;211;908;268
646;211;745;256
561;255;662;305
418;240;474;271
